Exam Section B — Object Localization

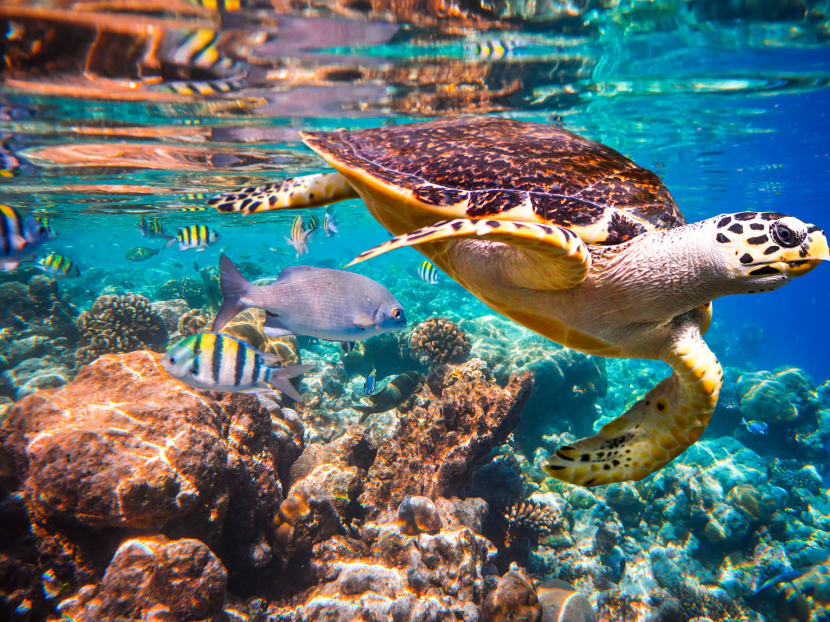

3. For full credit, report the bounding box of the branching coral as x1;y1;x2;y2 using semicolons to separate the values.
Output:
75;294;168;365
409;316;471;367
504;500;564;546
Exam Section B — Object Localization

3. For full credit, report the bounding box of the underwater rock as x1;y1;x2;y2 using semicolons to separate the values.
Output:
537;579;597;622
150;297;190;332
75;293;168;365
483;565;542;622
280;504;498;621
57;535;227;621
397;495;443;535
360;360;532;517
737;368;813;424
342;331;422;379
0;350;299;585
410;316;472;368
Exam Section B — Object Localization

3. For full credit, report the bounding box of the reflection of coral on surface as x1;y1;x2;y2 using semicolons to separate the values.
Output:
74;293;168;365
410;316;471;367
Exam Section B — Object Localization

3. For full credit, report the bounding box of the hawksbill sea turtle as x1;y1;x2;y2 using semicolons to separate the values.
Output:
207;116;829;487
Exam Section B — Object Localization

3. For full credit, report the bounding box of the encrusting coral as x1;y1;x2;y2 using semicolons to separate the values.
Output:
410;316;472;367
74;293;168;365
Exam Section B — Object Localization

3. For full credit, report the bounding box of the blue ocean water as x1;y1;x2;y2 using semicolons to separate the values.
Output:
1;3;830;621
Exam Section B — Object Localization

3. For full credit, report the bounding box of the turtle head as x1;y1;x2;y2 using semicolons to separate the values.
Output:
713;212;829;292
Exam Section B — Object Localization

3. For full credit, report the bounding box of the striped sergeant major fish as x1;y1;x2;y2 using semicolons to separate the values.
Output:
306;214;320;232
288;215;312;257
36;253;80;278
139;216;169;239
161;332;312;401
0;204;50;271
167;224;220;250
417;260;439;284
35;215;55;238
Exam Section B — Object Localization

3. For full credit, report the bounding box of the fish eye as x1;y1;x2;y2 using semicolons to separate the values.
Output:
771;221;803;248
169;357;176;364
393;308;402;319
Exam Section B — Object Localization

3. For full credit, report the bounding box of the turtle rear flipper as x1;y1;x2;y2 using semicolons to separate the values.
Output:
346;218;591;291
544;317;722;487
208;172;357;214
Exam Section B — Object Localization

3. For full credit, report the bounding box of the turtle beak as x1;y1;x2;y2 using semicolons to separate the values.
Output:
782;228;830;277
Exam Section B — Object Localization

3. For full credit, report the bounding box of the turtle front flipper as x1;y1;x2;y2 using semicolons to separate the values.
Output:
346;218;592;290
207;172;357;214
544;315;722;487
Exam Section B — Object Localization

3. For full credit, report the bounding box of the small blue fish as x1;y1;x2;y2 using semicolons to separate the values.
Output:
742;417;768;435
364;368;377;395
752;568;806;595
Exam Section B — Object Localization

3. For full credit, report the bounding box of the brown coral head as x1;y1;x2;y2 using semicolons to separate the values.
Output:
397;495;442;535
409;316;471;367
278;489;312;524
504;501;563;546
483;566;541;622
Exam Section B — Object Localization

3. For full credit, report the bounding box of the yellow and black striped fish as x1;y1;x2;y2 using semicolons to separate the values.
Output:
180;206;208;212
1;204;49;271
161;332;312;400
169;224;220;250
288;215;311;257
306;214;320;232
466;39;519;60
417;260;439;284
139;216;167;239
34;215;55;238
36;253;80;278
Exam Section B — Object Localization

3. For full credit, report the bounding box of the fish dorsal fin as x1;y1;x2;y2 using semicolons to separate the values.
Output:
278;265;323;281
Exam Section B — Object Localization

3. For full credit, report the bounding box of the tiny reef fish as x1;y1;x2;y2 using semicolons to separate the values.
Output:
364;368;377;395
288;215;312;257
355;371;421;417
139;216;169;239
0;203;50;271
126;247;161;262
324;212;338;237
212;254;406;351
161;332;312;401
35;215;55;238
36;252;80;278
742;417;768;435
417;260;440;284
168;224;220;250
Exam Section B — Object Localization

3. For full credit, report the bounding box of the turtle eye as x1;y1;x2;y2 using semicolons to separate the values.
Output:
771;221;803;248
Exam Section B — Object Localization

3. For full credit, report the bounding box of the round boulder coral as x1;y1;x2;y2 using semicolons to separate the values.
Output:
156;277;206;309
409;316;471;367
75;293;168;365
177;308;212;337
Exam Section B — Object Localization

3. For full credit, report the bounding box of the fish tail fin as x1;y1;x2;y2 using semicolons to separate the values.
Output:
164;238;177;249
264;363;313;402
212;254;252;331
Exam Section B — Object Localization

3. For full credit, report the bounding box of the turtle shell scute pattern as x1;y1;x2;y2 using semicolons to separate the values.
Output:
302;116;685;245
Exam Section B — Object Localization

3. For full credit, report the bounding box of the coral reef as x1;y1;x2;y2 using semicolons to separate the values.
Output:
150;297;190;333
221;308;301;366
360;359;532;517
410;316;472;368
177;307;212;336
74;293;168;365
504;500;565;546
155;276;206;309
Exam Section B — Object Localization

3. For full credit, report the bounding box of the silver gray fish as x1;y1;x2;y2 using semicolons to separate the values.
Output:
212;254;407;348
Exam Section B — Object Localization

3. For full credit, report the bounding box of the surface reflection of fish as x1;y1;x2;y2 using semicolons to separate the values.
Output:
126;246;161;261
161;333;312;402
355;371;421;417
36;253;80;278
288;215;312;257
0;204;50;271
212;254;406;350
465;38;519;60
139;216;170;239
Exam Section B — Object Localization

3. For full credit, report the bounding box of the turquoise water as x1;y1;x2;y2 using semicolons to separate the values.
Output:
2;3;830;621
